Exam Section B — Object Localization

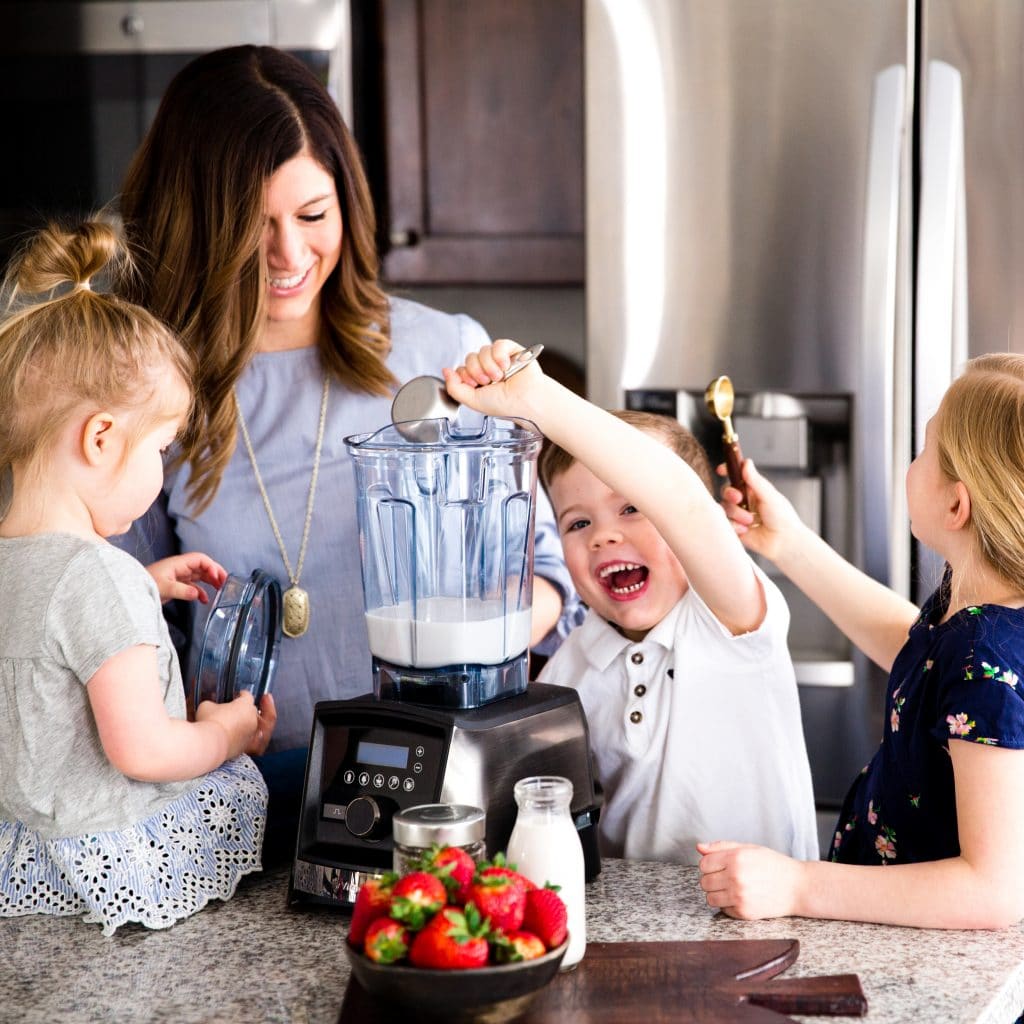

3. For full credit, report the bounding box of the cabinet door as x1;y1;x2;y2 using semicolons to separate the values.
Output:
379;0;583;284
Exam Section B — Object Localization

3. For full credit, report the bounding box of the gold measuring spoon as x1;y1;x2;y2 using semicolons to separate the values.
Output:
705;375;752;512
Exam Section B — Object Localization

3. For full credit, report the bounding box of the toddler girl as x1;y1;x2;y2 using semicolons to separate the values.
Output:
0;221;275;935
699;354;1024;928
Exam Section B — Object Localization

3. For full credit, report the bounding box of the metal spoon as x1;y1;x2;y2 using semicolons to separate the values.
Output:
391;343;544;441
704;375;752;511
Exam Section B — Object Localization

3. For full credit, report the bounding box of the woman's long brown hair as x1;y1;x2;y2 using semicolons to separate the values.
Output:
119;45;392;513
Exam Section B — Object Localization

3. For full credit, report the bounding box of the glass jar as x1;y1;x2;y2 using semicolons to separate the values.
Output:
392;803;486;875
506;776;587;970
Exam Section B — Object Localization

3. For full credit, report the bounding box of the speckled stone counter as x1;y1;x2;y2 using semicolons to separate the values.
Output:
2;858;1023;1024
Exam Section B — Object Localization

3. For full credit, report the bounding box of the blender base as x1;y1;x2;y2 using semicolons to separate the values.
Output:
287;682;603;911
372;653;528;708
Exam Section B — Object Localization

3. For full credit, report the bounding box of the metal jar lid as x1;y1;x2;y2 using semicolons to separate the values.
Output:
392;803;485;848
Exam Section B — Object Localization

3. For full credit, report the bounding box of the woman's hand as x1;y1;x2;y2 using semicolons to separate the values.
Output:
718;458;804;564
147;552;227;605
696;840;805;919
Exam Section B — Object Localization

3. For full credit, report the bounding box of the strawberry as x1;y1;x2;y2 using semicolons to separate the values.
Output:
363;917;410;964
347;872;398;946
477;852;536;893
408;904;490;969
417;844;476;905
492;929;547;963
522;885;568;950
389;870;447;929
468;872;526;933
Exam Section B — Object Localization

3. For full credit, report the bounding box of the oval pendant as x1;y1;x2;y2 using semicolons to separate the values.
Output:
283;586;310;638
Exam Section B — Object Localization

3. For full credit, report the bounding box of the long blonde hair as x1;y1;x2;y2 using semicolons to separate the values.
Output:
119;45;392;513
0;220;193;503
933;353;1024;594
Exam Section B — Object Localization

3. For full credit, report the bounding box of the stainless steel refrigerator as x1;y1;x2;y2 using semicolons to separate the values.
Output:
585;0;1024;809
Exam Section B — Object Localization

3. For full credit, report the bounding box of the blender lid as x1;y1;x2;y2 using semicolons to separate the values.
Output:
392;803;486;848
192;569;282;708
345;414;542;453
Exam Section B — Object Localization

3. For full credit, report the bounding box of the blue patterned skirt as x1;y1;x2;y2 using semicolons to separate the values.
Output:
0;756;267;936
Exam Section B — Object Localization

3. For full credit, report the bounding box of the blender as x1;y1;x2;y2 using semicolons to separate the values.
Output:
352;414;537;707
288;410;601;910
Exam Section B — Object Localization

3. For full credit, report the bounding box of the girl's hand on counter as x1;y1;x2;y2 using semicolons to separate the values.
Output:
695;840;805;919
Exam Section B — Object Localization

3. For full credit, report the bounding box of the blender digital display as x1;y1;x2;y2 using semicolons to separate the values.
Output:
357;741;410;769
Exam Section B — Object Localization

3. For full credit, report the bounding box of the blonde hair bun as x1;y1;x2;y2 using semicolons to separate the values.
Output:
11;219;121;300
0;217;193;484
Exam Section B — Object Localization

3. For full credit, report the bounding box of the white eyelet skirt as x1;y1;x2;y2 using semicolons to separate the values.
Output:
0;755;267;936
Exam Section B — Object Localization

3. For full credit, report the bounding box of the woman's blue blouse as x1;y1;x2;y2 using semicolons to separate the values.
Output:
831;573;1024;864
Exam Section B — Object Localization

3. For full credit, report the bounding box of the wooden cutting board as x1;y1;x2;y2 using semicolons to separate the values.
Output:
337;938;867;1023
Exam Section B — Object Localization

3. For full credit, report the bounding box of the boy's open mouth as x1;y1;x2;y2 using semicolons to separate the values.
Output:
598;561;649;595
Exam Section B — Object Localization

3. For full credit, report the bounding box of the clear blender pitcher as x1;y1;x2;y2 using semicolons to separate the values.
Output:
344;416;543;708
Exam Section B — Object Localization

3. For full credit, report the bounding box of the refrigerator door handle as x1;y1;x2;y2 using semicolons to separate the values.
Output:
915;60;968;448
859;65;907;592
914;60;967;596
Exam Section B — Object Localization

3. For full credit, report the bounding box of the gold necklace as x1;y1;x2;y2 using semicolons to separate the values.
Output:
236;374;329;638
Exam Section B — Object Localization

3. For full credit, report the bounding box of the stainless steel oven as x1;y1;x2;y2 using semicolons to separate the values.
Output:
0;0;351;263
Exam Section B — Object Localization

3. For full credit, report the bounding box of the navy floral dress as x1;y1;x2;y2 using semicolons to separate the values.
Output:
831;572;1024;864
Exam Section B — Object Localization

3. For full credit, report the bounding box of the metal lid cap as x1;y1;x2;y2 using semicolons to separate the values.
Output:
392;803;485;847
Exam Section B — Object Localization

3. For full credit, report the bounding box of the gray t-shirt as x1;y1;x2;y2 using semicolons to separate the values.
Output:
0;534;194;839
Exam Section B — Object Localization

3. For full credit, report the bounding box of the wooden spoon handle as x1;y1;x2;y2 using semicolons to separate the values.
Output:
723;438;752;512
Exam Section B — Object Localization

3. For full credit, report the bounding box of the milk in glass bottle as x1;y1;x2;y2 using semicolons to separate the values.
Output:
506;776;586;969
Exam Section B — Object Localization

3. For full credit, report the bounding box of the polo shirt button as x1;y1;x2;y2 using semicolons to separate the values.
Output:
629;710;642;724
630;652;644;665
634;684;646;697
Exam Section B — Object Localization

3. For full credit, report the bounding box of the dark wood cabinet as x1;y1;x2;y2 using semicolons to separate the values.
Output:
358;0;583;285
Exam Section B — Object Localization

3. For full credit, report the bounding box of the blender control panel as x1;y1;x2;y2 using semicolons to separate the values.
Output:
318;720;446;842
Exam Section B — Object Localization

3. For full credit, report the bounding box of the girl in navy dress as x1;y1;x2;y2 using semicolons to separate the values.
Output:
698;354;1024;928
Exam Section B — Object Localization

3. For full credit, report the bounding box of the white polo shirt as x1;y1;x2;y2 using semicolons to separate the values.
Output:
539;564;819;864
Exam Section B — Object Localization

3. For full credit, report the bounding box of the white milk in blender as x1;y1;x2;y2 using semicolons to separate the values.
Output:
365;597;532;667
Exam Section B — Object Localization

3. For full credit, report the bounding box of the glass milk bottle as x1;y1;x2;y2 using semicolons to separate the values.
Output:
506;776;586;969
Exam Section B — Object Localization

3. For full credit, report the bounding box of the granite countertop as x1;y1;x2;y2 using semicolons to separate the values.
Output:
2;857;1023;1024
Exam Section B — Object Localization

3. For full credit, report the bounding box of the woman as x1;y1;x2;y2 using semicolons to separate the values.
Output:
114;46;573;857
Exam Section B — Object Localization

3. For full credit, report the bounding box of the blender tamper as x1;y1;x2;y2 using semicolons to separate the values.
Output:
390;343;544;442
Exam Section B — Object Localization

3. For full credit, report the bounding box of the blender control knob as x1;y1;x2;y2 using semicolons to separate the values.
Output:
344;796;382;838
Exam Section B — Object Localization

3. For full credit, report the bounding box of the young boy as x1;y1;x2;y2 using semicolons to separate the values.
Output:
444;342;818;864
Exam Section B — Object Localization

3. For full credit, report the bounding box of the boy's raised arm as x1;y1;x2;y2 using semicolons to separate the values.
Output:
444;342;764;635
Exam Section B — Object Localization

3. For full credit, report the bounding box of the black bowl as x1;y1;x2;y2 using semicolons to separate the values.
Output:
343;938;568;1023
